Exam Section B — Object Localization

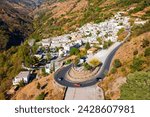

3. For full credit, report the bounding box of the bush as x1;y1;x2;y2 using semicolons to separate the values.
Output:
84;63;92;70
113;59;122;68
85;42;90;50
120;71;150;100
37;82;41;89
144;47;150;56
18;80;25;87
111;67;117;74
141;39;149;48
35;92;45;100
65;60;71;65
89;58;101;67
117;28;125;36
70;47;80;55
133;50;138;55
130;57;144;72
121;67;126;72
103;40;113;49
97;37;102;45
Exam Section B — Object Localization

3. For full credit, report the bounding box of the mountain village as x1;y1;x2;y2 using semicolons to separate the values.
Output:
12;11;146;90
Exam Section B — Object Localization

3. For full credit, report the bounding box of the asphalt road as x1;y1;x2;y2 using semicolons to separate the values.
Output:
54;43;122;87
54;30;131;87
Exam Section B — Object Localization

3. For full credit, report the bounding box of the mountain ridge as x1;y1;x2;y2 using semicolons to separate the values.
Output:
0;0;49;50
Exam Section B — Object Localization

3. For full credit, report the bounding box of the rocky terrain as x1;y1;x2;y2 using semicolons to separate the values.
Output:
12;74;65;100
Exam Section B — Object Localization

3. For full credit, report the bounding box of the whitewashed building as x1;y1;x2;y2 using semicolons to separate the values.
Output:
58;49;64;57
45;64;51;74
41;39;51;47
12;71;30;85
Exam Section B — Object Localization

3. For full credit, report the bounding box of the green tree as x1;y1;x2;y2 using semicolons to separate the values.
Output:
103;40;113;49
113;59;122;68
111;67;117;74
42;68;47;76
141;39;149;48
70;47;79;55
83;63;92;70
117;28;125;36
144;47;150;56
85;42;90;50
46;53;51;61
130;57;144;72
37;82;41;89
32;44;39;54
18;80;25;87
97;37;102;45
89;58;101;67
35;92;45;100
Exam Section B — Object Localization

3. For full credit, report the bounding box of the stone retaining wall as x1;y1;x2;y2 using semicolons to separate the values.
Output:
66;66;100;82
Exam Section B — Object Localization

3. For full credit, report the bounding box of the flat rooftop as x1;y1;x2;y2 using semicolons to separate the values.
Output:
15;71;30;78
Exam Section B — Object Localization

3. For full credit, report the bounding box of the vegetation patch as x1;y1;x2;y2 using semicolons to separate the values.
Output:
35;92;46;100
83;62;92;70
144;47;150;56
120;71;150;100
130;57;145;72
89;58;101;67
113;59;122;68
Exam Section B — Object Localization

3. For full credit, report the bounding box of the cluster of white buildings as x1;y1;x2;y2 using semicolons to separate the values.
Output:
38;12;130;75
12;12;131;86
77;12;130;42
38;12;130;57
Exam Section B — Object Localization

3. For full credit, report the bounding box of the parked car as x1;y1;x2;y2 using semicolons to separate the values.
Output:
73;83;81;87
58;77;63;81
96;77;102;81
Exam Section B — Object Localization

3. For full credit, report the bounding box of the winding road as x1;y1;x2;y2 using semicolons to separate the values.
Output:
54;29;131;88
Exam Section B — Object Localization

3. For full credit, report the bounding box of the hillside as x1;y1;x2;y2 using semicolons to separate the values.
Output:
99;21;150;99
12;74;65;100
30;0;150;40
30;0;115;39
0;0;150;100
0;0;33;50
7;0;46;9
0;0;50;50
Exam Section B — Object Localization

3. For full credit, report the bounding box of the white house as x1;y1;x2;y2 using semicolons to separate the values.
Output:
64;45;71;52
134;18;147;25
58;49;64;57
41;39;51;47
34;54;43;59
13;71;30;85
45;64;51;74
